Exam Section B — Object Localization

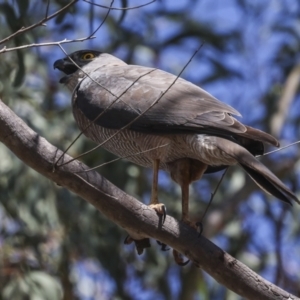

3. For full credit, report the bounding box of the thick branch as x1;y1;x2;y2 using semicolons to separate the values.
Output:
0;99;297;300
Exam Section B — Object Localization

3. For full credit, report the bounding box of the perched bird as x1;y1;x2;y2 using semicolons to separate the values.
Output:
54;50;299;262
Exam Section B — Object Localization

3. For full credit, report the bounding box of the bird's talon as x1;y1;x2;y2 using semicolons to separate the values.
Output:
162;205;167;223
178;259;190;266
195;221;203;236
124;235;133;245
149;203;167;224
173;249;190;266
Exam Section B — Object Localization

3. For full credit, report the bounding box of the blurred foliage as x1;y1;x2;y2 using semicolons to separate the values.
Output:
0;0;300;299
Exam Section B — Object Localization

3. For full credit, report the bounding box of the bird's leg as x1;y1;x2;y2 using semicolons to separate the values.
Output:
169;159;193;265
168;158;207;265
149;159;166;222
169;158;196;225
150;159;160;204
181;176;191;225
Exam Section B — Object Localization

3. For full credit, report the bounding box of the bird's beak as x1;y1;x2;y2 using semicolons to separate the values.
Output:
53;58;78;75
53;58;79;84
53;59;66;71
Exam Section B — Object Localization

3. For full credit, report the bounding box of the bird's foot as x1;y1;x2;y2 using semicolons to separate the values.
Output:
170;220;203;266
124;235;151;255
172;249;190;266
149;203;166;223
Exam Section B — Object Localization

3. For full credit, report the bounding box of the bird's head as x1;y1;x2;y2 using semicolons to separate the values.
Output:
53;50;102;83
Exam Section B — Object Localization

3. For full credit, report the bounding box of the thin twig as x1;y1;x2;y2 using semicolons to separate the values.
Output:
88;0;114;38
45;0;50;19
258;140;300;157
0;37;96;54
200;168;228;225
83;0;156;10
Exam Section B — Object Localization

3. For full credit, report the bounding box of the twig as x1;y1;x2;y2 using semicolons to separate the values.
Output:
88;0;114;38
259;140;300;157
83;0;156;10
199;168;228;225
0;37;96;54
45;0;50;19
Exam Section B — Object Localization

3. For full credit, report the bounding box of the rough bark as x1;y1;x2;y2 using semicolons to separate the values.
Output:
0;99;298;300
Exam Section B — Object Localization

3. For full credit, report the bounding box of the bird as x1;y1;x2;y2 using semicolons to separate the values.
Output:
54;50;299;263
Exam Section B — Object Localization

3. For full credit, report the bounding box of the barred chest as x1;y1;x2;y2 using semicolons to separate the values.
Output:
72;106;236;170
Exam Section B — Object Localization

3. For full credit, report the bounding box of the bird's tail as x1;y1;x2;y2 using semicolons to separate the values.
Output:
215;137;299;205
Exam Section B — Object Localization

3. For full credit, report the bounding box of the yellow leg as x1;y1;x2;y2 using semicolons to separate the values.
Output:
150;159;160;205
181;181;190;224
149;159;166;221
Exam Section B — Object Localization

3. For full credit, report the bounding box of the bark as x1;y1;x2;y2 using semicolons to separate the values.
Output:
0;99;298;300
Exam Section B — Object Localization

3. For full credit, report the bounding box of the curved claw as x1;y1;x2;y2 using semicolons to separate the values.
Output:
172;249;190;266
149;203;167;224
156;240;170;251
162;205;167;224
124;235;134;245
195;221;203;237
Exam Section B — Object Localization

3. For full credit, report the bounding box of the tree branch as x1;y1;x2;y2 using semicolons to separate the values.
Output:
270;64;300;137
0;99;298;300
83;0;156;10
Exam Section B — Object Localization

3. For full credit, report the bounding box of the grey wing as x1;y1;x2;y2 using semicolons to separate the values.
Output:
74;64;278;146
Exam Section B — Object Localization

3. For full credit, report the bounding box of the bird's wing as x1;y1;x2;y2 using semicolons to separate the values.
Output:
74;63;278;146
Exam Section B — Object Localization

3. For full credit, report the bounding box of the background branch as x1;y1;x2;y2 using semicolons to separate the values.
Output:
270;65;300;137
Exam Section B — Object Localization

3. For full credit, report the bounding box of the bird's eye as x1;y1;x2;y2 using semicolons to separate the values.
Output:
82;53;95;60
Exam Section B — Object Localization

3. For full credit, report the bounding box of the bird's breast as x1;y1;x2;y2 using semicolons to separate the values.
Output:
73;108;237;169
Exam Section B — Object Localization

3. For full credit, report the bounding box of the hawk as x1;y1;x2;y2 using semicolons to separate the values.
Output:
54;50;299;262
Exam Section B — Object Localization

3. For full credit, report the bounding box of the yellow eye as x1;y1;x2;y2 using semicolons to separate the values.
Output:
82;53;95;60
